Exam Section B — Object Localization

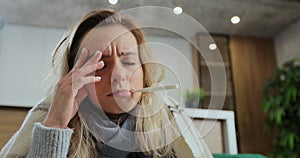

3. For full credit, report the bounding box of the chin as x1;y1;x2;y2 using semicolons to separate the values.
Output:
113;97;137;109
96;97;139;114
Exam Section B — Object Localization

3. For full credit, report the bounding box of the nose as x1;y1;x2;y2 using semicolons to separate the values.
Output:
111;61;127;84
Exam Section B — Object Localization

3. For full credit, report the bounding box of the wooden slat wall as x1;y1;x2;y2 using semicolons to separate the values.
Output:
0;107;29;149
230;36;276;154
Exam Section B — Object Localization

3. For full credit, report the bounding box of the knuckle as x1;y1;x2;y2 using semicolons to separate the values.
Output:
75;69;81;75
90;77;95;82
93;65;98;71
87;64;96;72
58;79;65;86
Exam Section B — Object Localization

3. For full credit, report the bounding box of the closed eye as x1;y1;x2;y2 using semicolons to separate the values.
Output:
123;61;136;65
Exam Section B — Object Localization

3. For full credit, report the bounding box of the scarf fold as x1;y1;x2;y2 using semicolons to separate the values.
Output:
79;99;140;153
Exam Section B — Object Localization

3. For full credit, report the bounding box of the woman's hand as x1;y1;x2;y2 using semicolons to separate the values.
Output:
43;48;104;128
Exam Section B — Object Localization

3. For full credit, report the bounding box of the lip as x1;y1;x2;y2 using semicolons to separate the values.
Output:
107;89;132;97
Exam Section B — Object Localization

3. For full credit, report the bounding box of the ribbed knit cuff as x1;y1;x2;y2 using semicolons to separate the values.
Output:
27;122;73;158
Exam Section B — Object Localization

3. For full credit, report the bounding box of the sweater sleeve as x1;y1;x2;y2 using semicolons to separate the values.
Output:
27;122;73;158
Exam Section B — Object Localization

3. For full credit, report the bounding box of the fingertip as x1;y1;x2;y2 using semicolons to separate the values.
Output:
98;61;104;65
95;76;101;81
94;50;102;61
82;48;87;53
95;50;101;56
81;48;89;58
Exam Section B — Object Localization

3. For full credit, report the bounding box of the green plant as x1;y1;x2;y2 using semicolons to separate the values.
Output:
262;58;300;158
184;87;205;108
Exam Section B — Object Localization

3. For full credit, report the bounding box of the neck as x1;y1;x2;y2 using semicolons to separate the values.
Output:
105;112;126;119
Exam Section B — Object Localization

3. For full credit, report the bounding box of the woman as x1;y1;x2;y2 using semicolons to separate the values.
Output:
0;9;212;158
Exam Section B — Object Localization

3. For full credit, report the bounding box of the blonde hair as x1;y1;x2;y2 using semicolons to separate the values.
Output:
44;9;179;157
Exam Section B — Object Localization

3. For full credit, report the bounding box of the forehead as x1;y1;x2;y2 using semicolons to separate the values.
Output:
80;25;138;53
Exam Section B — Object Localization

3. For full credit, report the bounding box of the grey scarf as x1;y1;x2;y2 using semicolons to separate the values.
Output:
79;99;153;157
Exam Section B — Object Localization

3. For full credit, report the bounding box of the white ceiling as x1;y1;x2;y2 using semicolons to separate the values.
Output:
0;0;300;37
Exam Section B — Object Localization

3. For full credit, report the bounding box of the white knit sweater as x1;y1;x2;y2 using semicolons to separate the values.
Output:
27;123;73;158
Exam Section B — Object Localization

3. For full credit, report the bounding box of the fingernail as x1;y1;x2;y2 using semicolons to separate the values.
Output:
98;61;104;65
82;48;87;53
95;50;101;55
96;76;101;80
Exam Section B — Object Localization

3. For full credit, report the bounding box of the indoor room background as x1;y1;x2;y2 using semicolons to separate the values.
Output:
0;0;300;156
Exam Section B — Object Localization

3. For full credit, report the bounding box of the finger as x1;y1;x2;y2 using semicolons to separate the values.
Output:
83;50;102;67
76;61;104;77
73;48;89;70
73;76;101;92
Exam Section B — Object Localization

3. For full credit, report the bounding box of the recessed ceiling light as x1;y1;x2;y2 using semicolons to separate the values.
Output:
108;0;118;5
231;16;240;24
173;7;183;15
209;43;217;51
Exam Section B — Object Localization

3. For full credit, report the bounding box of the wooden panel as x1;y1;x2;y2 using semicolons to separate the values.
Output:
230;36;276;154
193;119;224;153
0;107;28;149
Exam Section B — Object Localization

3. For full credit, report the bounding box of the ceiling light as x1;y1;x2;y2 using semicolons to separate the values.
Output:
108;0;118;5
231;16;240;24
173;7;183;15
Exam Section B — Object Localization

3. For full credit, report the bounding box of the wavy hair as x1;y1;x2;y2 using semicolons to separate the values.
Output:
44;9;179;158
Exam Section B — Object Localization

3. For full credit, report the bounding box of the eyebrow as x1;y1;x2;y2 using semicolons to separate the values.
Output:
100;51;137;59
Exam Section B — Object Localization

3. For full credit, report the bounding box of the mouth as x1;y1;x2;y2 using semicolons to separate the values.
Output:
107;89;132;97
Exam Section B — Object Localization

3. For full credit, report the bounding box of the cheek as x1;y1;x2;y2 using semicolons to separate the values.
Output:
130;67;144;88
86;81;107;104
